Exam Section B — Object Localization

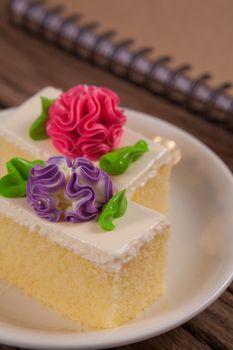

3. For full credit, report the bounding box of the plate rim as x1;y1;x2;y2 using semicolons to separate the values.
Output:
0;107;232;350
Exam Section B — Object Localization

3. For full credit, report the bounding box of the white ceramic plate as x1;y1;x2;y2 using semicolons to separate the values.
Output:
0;108;233;350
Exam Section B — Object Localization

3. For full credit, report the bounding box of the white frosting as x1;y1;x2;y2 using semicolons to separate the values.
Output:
0;87;172;271
0;197;168;271
0;87;172;192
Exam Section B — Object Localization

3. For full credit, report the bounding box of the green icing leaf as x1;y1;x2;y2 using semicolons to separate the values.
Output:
0;158;44;198
99;139;149;175
29;96;55;140
98;189;128;231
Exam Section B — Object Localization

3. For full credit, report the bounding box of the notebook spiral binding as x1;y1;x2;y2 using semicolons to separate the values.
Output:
8;0;233;130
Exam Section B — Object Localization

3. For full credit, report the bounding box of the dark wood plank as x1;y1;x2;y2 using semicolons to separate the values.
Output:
184;294;233;350
220;290;233;309
228;283;233;294
114;327;212;350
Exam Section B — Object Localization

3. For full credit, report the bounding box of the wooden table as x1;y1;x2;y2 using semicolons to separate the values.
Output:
0;3;232;350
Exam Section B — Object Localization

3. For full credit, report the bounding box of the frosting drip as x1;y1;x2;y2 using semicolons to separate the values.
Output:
46;85;126;160
27;156;113;222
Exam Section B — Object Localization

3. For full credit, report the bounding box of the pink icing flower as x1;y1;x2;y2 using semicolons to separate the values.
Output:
46;85;126;160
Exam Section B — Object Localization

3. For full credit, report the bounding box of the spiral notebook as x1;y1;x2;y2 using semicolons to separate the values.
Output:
8;0;233;130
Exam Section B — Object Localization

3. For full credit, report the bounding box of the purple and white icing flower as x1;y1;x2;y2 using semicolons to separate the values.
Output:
26;156;113;223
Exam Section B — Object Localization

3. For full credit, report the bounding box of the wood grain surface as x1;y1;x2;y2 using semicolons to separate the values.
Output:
0;2;232;350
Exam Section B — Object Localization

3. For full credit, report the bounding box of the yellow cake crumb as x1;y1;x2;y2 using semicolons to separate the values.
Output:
0;138;32;175
0;215;169;329
131;165;171;213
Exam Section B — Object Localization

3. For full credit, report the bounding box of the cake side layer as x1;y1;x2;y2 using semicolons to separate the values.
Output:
117;226;169;324
0;137;33;175
131;165;171;213
0;197;168;271
0;215;169;329
0;215;117;329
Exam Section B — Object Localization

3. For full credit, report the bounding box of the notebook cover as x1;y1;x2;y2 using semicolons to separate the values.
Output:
48;0;233;92
8;0;233;129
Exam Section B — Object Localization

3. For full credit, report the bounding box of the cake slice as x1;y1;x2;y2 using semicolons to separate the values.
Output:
0;86;174;213
0;85;179;329
0;187;169;329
